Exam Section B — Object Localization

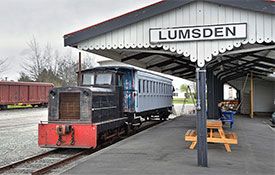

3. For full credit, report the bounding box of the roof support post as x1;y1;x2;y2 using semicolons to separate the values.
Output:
207;70;216;119
217;78;224;107
78;52;82;86
196;68;208;167
250;72;254;118
207;70;223;119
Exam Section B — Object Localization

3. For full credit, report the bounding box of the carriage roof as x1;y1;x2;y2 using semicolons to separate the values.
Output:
81;66;173;81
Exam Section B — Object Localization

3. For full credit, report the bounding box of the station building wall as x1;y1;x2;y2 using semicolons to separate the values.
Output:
229;78;275;113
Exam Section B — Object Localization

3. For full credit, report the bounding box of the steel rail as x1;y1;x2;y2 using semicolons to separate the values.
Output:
31;150;89;175
0;149;57;173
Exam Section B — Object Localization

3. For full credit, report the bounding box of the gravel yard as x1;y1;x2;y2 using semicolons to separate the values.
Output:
0;108;52;166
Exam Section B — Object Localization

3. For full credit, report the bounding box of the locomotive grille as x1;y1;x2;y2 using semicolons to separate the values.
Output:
59;92;80;120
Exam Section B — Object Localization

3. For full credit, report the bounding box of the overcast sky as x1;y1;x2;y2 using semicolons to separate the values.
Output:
0;0;190;87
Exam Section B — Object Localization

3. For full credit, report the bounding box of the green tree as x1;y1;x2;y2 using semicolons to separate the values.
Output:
36;69;63;86
18;72;33;82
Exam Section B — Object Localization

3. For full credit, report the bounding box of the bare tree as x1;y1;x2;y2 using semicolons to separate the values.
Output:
56;51;78;86
0;58;8;74
82;53;99;69
22;37;60;82
20;37;99;86
23;37;43;80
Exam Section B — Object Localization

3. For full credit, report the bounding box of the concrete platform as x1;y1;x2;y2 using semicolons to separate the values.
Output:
63;115;275;175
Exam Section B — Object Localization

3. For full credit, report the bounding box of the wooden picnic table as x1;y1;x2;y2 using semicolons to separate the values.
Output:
185;120;238;152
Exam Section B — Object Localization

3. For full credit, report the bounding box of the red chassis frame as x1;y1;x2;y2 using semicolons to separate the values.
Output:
38;123;97;148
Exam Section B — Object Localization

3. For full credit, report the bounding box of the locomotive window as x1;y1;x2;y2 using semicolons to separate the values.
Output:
96;73;112;85
118;75;122;86
82;73;95;85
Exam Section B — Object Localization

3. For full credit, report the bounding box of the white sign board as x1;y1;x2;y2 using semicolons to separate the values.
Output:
149;23;247;43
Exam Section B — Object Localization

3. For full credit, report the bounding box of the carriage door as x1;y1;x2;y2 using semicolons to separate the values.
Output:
122;70;135;112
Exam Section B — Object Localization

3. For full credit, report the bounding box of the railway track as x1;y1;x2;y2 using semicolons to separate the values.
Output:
0;120;162;175
0;149;90;175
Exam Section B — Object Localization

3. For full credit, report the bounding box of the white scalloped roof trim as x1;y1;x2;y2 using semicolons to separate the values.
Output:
79;36;274;67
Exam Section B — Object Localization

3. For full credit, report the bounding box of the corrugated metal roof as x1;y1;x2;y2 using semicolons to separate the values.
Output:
76;1;275;67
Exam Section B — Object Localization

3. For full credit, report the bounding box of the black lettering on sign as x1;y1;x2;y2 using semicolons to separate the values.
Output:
215;27;223;37
168;30;177;39
179;29;190;39
226;26;236;36
192;29;201;38
159;31;167;40
203;28;212;37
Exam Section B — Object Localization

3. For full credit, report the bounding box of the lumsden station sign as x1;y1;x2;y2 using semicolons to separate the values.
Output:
149;23;247;43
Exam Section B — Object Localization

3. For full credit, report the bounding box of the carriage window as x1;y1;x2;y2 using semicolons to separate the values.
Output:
143;80;145;93
96;73;112;85
146;81;149;93
151;81;153;93
138;80;141;93
82;73;95;85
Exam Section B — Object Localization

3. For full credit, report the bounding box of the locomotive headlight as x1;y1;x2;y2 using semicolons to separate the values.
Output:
50;90;56;98
83;91;90;96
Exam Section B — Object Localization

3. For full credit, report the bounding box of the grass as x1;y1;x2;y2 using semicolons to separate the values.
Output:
173;98;196;104
7;104;33;109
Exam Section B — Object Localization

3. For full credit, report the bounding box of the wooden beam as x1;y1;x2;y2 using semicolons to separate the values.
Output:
172;68;194;76
249;55;275;64
121;52;153;62
222;71;263;82
146;59;174;69
218;62;255;79
162;65;184;73
208;55;246;71
222;45;275;56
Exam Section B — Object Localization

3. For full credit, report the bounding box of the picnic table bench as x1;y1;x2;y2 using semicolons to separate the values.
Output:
185;120;238;152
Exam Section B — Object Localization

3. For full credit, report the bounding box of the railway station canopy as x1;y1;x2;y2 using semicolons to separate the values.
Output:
63;0;275;167
64;0;275;82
